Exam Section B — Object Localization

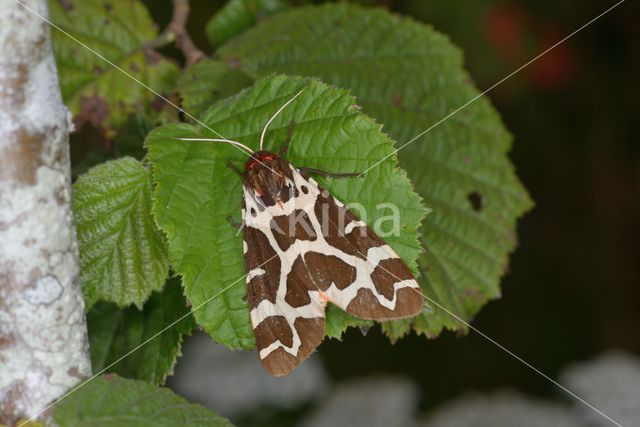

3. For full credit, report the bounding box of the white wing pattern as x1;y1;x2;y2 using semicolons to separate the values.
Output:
242;163;423;376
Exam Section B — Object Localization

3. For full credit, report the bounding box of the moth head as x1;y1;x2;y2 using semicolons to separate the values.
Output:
244;151;291;205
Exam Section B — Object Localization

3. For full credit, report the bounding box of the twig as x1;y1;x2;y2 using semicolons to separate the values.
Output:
150;0;205;66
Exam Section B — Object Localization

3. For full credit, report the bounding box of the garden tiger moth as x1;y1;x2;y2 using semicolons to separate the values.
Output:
179;89;424;376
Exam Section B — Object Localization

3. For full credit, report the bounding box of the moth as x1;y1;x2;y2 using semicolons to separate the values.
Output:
181;89;424;376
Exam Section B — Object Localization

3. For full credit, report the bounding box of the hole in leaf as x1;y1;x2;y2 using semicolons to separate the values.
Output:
468;191;483;212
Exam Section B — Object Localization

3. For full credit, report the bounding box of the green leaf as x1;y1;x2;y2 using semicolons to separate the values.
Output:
177;60;254;118
147;75;427;349
53;375;234;426
206;0;288;47
87;277;194;384
73;157;169;309
50;0;179;132
217;4;533;338
324;305;371;339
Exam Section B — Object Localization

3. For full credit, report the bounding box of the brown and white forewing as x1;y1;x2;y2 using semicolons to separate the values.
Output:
290;169;424;321
242;181;326;377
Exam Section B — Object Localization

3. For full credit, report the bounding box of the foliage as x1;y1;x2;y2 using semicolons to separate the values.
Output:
73;157;169;309
176;60;253;117
50;0;531;417
215;3;533;337
53;375;233;426
87;277;194;384
49;0;179;133
206;0;288;47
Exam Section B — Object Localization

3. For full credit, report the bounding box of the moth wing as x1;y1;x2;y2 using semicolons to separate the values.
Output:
243;193;326;377
290;169;424;321
242;163;423;376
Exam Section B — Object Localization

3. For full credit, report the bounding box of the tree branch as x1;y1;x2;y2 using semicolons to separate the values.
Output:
151;0;205;66
0;0;91;424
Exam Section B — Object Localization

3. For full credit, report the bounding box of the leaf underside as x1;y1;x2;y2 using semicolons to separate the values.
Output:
213;3;533;338
148;75;427;349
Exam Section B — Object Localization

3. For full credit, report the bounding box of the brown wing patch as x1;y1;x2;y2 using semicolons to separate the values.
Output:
303;252;356;291
285;255;317;307
370;258;415;300
279;182;299;204
270;209;317;252
346;287;423;321
254;315;294;351
309;186;423;322
314;190;384;260
260;317;324;377
244;226;281;308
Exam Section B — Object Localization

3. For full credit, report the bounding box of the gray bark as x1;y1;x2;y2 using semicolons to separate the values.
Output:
0;0;91;424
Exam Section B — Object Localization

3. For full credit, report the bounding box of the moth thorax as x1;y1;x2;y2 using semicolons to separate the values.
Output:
245;150;278;172
244;151;291;202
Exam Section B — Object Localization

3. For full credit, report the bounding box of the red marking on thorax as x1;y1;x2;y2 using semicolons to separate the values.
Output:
245;152;276;171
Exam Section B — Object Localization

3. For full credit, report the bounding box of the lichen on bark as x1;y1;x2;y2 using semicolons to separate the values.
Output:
0;0;91;424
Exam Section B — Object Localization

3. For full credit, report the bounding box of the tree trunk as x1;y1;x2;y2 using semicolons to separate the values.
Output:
0;0;91;424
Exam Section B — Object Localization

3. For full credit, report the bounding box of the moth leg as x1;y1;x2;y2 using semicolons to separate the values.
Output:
227;216;243;229
227;161;243;177
298;166;364;179
279;119;296;157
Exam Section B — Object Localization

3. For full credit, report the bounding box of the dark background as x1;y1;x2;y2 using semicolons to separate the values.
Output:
138;0;640;420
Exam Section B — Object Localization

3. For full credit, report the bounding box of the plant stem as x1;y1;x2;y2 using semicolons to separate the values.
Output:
150;0;205;66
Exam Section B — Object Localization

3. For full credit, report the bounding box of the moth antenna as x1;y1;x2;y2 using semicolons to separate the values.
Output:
259;88;306;151
177;137;254;154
